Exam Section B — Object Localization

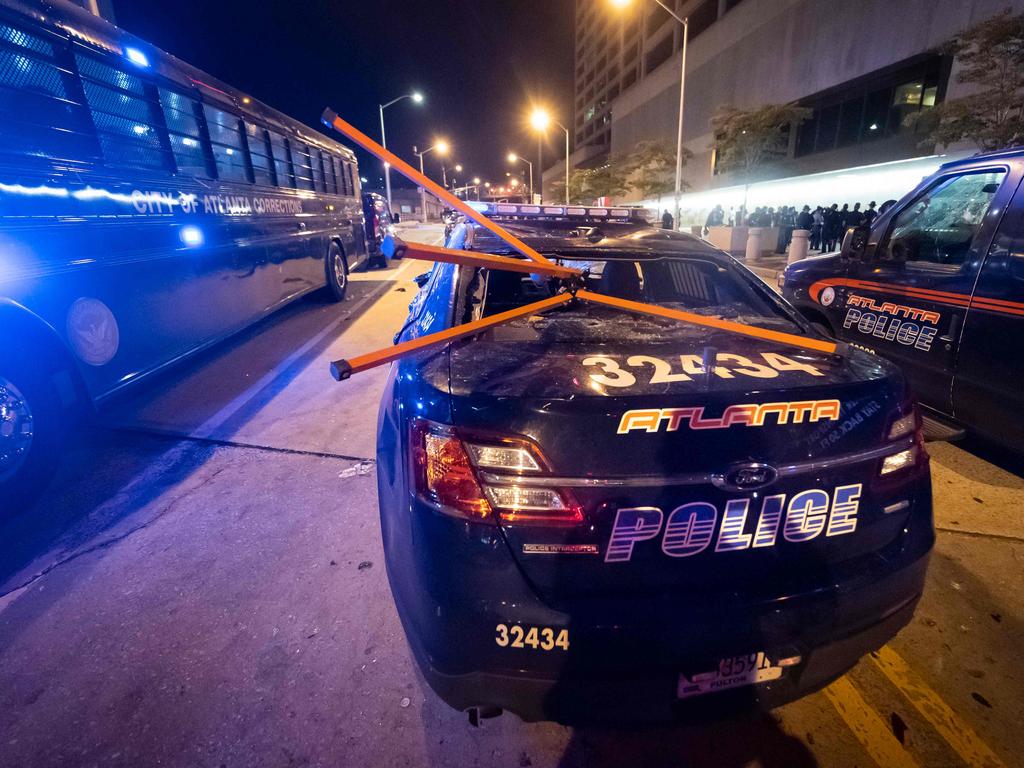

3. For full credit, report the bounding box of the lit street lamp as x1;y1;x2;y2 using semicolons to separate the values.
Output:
378;91;424;208
413;140;449;222
530;107;570;206
612;0;687;227
507;152;534;202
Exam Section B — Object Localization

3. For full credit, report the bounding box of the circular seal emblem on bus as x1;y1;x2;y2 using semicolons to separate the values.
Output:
66;298;120;366
819;286;836;307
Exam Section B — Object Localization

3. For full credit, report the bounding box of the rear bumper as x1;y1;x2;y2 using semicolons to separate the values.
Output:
391;524;931;724
416;582;922;724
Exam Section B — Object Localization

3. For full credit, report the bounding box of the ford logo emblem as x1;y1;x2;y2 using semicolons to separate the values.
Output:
712;463;779;492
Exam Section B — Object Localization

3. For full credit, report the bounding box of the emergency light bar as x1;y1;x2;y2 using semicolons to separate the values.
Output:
470;201;651;223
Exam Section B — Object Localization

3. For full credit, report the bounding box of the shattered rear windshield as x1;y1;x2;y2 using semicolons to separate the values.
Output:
476;256;802;343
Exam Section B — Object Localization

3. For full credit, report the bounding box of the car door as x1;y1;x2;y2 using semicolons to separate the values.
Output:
953;178;1024;447
841;167;1014;413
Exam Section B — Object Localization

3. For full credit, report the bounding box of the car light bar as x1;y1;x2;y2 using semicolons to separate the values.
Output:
474;201;651;223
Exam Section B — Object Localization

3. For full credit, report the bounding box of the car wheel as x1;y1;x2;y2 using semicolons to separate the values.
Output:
0;360;64;518
325;242;348;301
393;246;406;261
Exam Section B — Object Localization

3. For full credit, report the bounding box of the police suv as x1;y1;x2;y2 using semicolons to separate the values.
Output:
376;203;933;724
783;149;1024;450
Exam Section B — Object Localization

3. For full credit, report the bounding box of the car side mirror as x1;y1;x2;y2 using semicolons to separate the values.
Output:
840;225;871;261
413;271;430;288
392;212;401;223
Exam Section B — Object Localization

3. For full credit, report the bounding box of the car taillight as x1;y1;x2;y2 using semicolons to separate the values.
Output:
880;405;926;477
410;419;583;526
411;420;492;521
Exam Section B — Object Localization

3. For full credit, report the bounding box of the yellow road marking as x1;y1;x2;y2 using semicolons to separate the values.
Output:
824;676;922;768
871;646;1007;768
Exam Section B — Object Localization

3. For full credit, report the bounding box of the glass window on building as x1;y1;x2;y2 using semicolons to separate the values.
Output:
863;87;891;140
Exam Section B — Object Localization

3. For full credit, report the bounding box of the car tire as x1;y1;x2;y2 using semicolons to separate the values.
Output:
393;246;406;261
325;242;348;301
0;355;66;518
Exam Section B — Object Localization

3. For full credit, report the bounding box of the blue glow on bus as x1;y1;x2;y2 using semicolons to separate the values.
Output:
124;47;149;67
179;226;204;247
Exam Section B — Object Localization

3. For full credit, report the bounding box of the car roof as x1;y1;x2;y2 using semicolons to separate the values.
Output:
472;221;730;262
939;146;1024;171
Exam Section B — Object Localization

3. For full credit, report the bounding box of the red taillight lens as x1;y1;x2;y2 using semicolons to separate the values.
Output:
412;420;492;521
410;419;583;526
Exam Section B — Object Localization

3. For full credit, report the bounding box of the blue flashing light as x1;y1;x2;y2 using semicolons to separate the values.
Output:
466;201;491;213
125;47;149;68
180;225;204;247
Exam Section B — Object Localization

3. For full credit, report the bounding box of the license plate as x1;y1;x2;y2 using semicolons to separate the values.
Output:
677;652;783;699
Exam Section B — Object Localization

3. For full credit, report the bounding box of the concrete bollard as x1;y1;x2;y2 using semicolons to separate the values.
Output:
745;227;763;261
788;229;810;264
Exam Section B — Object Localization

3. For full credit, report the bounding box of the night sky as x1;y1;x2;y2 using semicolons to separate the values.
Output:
112;0;575;191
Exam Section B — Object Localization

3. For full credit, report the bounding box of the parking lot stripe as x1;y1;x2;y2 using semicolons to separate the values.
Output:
824;676;922;768
871;646;1007;768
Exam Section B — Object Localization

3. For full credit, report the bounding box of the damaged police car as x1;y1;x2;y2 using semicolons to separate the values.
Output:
374;205;933;724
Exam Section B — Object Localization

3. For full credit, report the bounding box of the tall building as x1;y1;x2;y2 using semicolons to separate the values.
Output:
560;0;1024;219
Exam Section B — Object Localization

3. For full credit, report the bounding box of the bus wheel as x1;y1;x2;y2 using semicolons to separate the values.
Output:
0;363;63;517
325;242;348;302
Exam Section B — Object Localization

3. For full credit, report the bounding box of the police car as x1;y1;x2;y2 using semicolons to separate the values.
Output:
782;149;1024;450
374;203;933;724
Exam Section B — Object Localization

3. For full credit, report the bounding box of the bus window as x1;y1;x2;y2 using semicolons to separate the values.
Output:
332;156;348;196
202;103;250;183
0;21;96;164
245;122;275;187
75;53;168;170
345;161;358;196
325;152;338;194
158;88;210;177
310;147;326;192
269;131;294;188
291;141;315;191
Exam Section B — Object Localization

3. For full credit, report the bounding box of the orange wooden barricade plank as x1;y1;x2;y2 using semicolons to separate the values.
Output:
403;243;580;278
330;293;573;380
576;290;838;355
322;109;556;268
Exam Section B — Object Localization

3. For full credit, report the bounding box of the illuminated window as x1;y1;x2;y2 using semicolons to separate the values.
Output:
202;104;250;183
76;54;167;170
268;131;294;188
245;122;276;186
159;88;209;177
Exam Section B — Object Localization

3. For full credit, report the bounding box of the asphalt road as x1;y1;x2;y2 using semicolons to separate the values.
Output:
1;223;1021;768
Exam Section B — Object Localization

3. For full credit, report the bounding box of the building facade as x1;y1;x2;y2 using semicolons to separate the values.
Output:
562;0;1023;219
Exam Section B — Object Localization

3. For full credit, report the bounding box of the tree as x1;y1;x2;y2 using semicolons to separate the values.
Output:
621;140;693;199
711;103;811;180
548;163;630;205
908;9;1024;151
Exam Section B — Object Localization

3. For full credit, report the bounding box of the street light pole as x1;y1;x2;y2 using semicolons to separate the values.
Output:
507;153;534;203
412;140;448;223
537;137;543;204
557;121;570;206
378;92;424;209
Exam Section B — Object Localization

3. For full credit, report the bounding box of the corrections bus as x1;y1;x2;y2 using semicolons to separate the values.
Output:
0;0;371;509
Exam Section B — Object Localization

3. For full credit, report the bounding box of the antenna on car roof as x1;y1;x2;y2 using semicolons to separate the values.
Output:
320;108;841;382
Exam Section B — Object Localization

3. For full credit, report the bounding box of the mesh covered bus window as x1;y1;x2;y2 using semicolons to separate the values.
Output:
158;87;208;176
0;23;96;164
202;104;250;183
245;122;275;186
75;53;168;170
269;131;294;188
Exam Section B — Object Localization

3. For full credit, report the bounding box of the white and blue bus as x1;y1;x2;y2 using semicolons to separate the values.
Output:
0;0;371;508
